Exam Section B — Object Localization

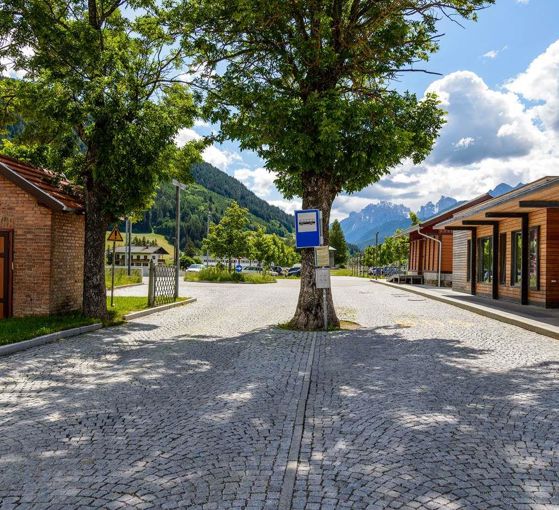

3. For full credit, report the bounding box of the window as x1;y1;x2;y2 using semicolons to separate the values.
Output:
499;233;507;285
529;226;539;290
477;237;493;283
466;239;471;282
511;231;522;286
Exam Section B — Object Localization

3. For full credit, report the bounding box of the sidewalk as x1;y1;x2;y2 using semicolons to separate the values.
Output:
372;279;559;340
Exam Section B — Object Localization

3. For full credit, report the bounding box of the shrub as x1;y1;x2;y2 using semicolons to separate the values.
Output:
184;267;276;284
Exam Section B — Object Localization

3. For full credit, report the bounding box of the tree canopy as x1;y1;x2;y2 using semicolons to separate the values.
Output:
180;0;493;329
0;0;201;317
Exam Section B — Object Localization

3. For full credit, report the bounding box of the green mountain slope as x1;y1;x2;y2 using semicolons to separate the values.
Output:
190;162;293;232
134;163;294;252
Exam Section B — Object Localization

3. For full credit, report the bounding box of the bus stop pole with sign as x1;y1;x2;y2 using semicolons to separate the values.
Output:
107;226;123;308
111;238;116;307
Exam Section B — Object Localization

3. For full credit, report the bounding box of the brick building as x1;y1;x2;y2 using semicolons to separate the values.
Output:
0;155;85;318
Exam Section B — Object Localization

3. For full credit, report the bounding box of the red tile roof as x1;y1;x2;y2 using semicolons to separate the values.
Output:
0;154;83;212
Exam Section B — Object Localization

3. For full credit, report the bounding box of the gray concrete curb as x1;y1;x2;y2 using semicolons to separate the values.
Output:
113;282;144;290
372;279;559;340
0;323;104;357
123;298;197;320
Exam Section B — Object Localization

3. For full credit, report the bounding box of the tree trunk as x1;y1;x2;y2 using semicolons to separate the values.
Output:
290;175;340;330
83;177;109;318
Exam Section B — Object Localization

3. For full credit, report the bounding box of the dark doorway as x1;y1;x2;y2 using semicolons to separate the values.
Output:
0;231;13;319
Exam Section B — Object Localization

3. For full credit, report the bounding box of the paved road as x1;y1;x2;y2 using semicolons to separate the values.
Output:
2;278;559;509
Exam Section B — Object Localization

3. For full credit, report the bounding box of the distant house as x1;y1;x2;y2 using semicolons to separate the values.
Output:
114;245;169;267
0;155;84;318
436;177;559;307
401;194;492;286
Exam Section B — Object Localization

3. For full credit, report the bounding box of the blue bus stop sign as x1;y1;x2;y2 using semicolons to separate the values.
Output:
295;209;322;248
235;264;243;273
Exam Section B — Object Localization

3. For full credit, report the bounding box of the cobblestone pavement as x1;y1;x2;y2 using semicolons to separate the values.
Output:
2;278;559;509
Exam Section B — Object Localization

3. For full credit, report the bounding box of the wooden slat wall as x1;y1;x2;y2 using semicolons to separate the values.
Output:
545;208;559;306
452;231;471;294
441;235;453;273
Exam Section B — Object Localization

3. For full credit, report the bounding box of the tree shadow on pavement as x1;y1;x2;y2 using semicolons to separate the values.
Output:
0;323;309;508
296;324;559;508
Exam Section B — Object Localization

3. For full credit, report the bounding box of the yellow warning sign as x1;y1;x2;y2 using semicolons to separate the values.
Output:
108;226;123;243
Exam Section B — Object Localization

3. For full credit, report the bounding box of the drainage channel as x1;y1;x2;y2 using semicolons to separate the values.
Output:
278;331;318;510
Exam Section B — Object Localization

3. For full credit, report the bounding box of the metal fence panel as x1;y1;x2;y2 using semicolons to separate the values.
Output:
148;262;177;307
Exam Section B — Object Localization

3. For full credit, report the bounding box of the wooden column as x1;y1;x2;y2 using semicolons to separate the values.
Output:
471;228;477;296
521;214;529;305
492;223;499;300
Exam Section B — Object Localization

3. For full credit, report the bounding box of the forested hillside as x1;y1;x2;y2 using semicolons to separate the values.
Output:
190;162;293;231
133;163;294;253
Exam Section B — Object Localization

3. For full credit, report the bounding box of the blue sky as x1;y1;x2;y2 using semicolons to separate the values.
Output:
177;0;559;220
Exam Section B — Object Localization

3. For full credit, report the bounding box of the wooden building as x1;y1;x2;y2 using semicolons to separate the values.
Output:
0;155;84;318
404;194;492;286
436;177;559;307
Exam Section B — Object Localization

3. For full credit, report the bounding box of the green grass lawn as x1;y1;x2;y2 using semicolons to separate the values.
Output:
0;296;186;346
105;268;143;288
0;313;97;346
330;268;353;276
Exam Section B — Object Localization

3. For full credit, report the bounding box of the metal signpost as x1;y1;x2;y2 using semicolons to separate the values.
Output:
315;266;331;331
108;225;124;307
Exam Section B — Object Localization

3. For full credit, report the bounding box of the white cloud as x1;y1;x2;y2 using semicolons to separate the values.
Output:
482;46;507;60
426;70;543;166
268;199;301;215
175;128;201;144
234;167;277;197
455;137;475;149
506;39;559;134
194;119;212;128
203;146;243;171
482;50;499;59
175;128;243;170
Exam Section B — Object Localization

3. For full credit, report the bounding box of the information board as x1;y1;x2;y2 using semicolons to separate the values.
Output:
295;209;322;248
315;267;331;289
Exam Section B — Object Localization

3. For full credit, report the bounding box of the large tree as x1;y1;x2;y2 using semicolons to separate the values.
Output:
203;201;250;270
179;0;492;329
0;0;201;318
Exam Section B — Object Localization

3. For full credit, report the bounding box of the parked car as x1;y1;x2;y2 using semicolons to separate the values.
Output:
270;265;284;276
186;263;206;273
287;264;301;277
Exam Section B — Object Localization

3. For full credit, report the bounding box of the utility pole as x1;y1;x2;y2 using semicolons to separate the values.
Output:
126;218;132;276
375;231;379;279
172;179;187;300
206;204;211;266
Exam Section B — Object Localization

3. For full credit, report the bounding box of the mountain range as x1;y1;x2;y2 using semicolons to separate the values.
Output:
339;182;523;248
